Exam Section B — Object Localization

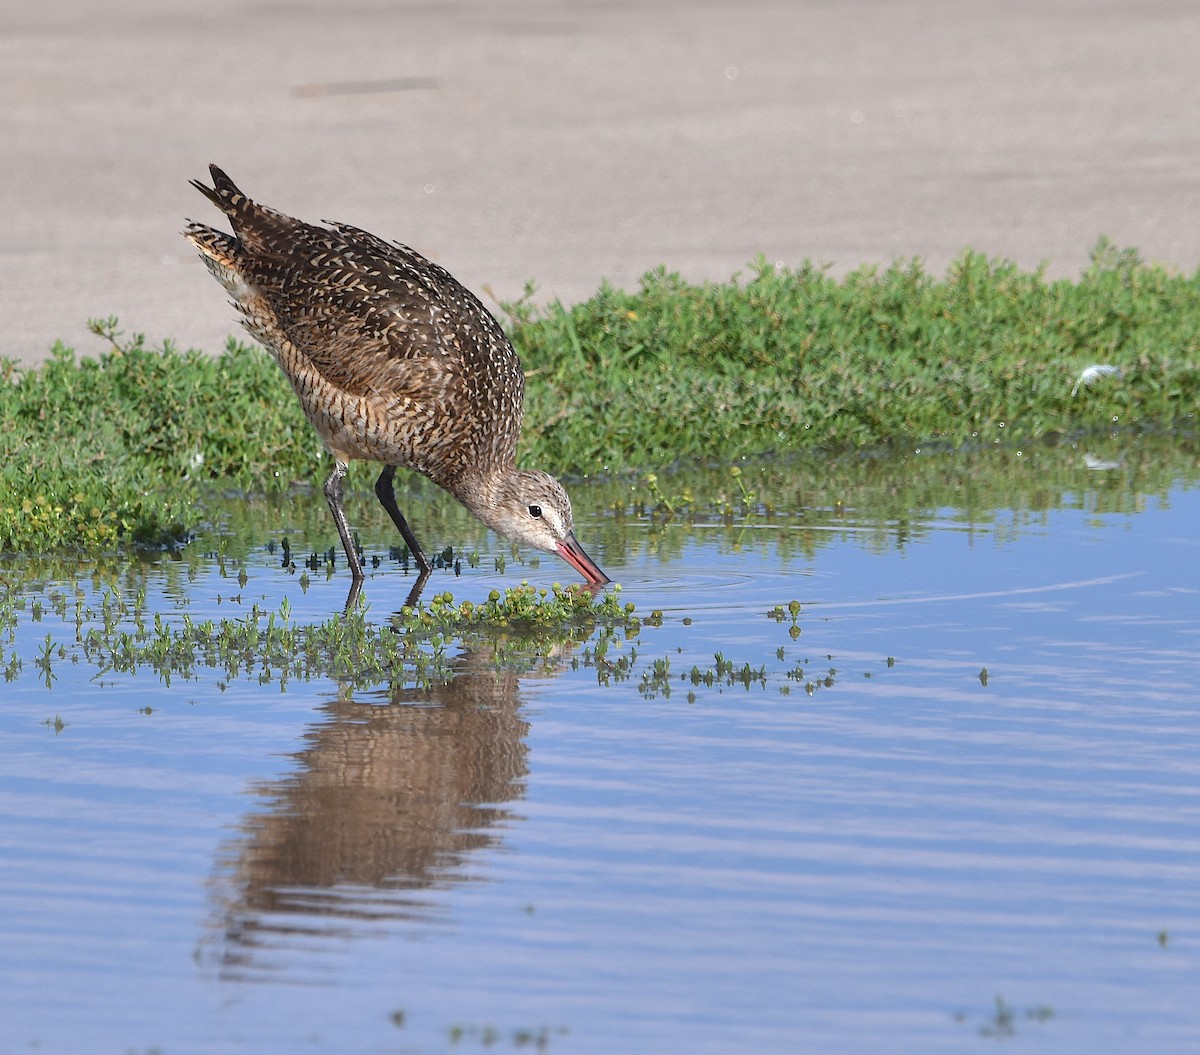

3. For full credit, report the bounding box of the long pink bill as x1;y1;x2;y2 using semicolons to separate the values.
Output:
556;533;611;587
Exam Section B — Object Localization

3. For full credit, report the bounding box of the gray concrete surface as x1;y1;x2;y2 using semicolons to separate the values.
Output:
3;0;1199;366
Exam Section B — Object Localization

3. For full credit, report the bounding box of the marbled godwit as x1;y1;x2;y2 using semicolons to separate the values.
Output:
184;165;609;598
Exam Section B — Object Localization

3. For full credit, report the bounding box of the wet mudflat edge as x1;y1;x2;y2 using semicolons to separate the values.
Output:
0;438;1198;1054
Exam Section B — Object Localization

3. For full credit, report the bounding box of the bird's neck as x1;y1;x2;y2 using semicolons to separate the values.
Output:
445;463;518;522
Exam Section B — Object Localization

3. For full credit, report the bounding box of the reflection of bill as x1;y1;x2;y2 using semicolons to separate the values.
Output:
207;642;572;976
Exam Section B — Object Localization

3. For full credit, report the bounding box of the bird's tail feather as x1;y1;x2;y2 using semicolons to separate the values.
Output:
187;164;301;254
190;164;248;214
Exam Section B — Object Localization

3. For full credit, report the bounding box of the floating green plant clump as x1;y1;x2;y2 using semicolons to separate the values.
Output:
2;242;1198;553
0;578;642;692
3;563;881;703
405;584;636;633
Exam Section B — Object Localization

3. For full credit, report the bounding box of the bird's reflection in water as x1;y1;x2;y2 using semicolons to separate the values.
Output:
209;641;572;979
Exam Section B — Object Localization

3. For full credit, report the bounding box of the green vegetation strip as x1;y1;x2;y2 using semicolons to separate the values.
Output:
0;581;642;691
2;241;1197;552
0;570;878;702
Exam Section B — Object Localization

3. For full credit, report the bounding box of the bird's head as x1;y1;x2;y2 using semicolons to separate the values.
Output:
478;469;610;587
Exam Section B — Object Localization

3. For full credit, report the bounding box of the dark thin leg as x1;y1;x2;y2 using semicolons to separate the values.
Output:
323;461;363;581
375;466;432;574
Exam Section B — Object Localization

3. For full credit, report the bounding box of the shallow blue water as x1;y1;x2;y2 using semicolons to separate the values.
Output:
1;457;1198;1054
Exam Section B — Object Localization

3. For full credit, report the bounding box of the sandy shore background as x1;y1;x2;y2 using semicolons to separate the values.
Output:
3;0;1198;365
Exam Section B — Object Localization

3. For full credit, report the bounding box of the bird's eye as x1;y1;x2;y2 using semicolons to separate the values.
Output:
528;504;542;518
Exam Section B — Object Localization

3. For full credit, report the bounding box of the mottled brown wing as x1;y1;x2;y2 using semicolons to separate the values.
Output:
328;223;518;376
330;223;512;355
260;225;523;409
188;167;526;468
